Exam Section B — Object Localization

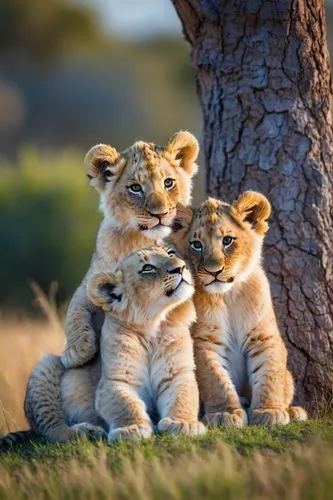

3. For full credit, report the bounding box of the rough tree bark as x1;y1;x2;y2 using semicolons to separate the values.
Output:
172;0;333;412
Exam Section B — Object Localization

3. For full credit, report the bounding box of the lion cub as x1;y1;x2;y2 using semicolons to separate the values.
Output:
86;245;205;440
61;131;199;369
171;192;307;427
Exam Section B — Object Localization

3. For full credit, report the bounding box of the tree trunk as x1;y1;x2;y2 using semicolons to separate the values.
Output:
172;0;333;413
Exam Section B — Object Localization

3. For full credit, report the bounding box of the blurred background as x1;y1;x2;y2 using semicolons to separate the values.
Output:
0;0;202;314
0;0;332;431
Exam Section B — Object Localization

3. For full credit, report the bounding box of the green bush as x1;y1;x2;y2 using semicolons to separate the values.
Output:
0;147;102;311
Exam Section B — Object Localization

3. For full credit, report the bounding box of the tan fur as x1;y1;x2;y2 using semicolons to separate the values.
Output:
84;246;205;440
16;133;201;444
171;192;307;427
61;131;199;368
57;246;205;442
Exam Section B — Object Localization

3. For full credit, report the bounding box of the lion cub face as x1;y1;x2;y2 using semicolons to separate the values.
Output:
87;245;194;324
171;191;271;294
84;131;199;239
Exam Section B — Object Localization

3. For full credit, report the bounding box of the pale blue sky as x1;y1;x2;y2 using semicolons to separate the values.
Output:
73;0;181;38
73;0;332;39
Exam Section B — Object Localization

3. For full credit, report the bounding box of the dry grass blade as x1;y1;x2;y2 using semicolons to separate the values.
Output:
0;286;64;432
30;281;63;331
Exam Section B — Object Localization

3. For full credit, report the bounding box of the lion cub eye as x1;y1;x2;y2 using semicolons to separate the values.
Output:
140;264;156;274
164;178;175;190
222;236;234;248
190;240;203;251
128;183;142;194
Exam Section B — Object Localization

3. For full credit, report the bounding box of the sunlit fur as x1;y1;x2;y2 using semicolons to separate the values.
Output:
88;246;194;327
170;192;307;427
86;245;205;441
87;133;199;237
62;130;199;369
22;132;201;444
24;246;205;442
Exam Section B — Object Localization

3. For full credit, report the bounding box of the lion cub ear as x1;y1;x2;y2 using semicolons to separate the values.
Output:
165;131;199;177
87;270;125;312
84;144;125;192
232;191;271;235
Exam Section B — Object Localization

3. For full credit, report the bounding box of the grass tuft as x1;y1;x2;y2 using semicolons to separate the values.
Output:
1;421;333;499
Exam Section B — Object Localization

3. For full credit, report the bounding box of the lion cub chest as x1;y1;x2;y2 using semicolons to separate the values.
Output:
91;221;155;274
136;338;166;414
101;326;164;414
194;296;256;392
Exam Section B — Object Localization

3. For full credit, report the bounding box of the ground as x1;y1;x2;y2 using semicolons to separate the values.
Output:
1;420;333;499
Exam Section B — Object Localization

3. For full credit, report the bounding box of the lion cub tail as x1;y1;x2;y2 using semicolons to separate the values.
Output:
0;429;37;451
24;354;79;443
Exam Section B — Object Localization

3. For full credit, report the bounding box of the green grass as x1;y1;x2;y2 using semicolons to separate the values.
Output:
1;421;333;499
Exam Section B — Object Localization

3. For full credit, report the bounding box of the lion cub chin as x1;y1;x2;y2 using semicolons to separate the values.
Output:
87;245;206;441
171;191;307;427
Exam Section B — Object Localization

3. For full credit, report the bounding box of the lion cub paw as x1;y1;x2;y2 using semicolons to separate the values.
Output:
61;343;97;370
72;423;107;440
158;418;206;436
250;408;290;425
203;408;248;428
288;406;308;421
108;424;153;442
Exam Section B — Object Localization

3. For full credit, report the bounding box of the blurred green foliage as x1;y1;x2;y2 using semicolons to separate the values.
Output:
0;148;102;311
0;0;101;66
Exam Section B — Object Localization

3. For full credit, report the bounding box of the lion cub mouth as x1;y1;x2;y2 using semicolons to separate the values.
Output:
139;222;168;231
165;278;192;297
205;277;234;287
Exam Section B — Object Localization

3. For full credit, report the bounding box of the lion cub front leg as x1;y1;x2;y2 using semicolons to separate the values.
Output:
61;282;99;369
96;334;153;442
247;325;290;425
195;339;248;428
96;380;153;442
155;324;206;437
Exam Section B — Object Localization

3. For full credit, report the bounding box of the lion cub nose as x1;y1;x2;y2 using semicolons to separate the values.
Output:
147;209;168;218
204;265;224;276
168;264;185;275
